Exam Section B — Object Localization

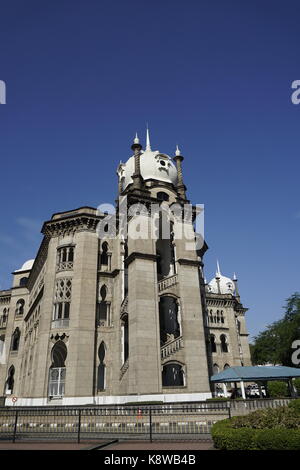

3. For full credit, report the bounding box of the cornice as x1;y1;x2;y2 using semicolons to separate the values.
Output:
177;258;201;267
125;252;158;267
42;213;102;237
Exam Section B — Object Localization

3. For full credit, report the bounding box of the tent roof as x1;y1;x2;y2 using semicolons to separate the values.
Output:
211;366;300;383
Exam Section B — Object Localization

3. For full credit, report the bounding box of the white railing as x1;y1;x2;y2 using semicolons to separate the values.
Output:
161;336;183;359
229;398;293;416
158;274;178;293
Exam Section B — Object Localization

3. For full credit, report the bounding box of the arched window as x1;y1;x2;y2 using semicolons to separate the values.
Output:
0;334;5;357
97;342;106;391
156;211;176;280
52;278;72;328
220;335;228;353
48;341;67;398
97;285;110;327
5;366;15;395
100;242;109;266
159;296;180;345
57;246;75;271
157;192;169;202
1;308;8;327
210;334;217;353
224;363;230;370
221;311;224;324
11;328;20;351
121;313;129;364
15;299;25;316
19;277;28;287
162;363;184;387
213;363;219;374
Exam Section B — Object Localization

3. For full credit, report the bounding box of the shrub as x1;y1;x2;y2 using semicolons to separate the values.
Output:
230;406;300;429
211;419;260;450
212;417;300;450
267;380;289;398
255;428;300;450
288;398;300;414
294;378;300;395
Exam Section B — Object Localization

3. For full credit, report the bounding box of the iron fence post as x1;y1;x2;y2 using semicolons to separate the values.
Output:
149;408;152;442
13;409;18;443
77;409;81;444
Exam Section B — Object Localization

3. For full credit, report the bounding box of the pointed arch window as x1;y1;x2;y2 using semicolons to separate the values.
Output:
5;366;15;395
210;334;217;353
121;313;128;364
100;242;111;271
1;308;8;327
15;299;25;316
48;341;67;398
97;285;111;327
11;328;20;352
97;342;106;391
220;334;228;353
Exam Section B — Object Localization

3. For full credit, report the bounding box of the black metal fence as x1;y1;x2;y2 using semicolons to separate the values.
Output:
0;402;230;442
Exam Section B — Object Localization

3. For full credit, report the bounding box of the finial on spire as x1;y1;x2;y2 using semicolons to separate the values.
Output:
216;260;221;277
175;144;181;156
134;132;139;144
146;126;151;151
233;272;237;281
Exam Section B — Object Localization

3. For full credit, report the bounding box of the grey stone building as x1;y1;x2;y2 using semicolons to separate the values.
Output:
0;132;251;406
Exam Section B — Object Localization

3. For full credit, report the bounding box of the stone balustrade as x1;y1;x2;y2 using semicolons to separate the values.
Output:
161;336;183;359
158;274;178;293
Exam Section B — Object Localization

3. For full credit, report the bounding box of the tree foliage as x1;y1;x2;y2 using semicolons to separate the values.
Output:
251;293;300;366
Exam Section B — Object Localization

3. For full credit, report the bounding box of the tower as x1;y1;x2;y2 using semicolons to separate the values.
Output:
205;262;252;390
116;131;211;400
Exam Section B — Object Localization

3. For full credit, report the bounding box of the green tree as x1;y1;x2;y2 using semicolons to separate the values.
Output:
251;293;300;366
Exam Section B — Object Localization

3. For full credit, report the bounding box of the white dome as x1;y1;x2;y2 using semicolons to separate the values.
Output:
208;274;235;295
15;259;35;272
120;148;178;190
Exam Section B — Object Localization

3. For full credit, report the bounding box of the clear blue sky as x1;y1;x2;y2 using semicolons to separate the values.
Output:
0;0;299;340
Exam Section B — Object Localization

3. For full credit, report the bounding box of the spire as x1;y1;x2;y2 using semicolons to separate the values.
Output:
175;144;181;156
216;260;221;277
233;272;240;298
146;126;151;151
134;132;139;144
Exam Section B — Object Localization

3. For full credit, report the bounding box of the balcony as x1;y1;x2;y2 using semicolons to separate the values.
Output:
161;336;183;360
158;274;178;293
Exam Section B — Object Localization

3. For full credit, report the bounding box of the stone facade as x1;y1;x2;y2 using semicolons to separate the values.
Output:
0;135;251;406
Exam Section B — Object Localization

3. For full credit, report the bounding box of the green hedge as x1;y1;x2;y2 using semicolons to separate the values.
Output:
211;418;300;450
267;381;289;398
288;398;300;414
